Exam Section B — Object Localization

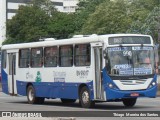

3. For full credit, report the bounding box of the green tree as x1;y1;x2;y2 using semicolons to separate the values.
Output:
80;0;160;36
80;0;132;34
127;6;160;42
4;0;76;44
4;5;50;44
47;12;79;39
74;0;107;34
126;0;160;42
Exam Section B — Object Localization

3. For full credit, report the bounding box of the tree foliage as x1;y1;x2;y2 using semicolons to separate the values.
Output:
4;0;77;44
47;12;79;39
126;0;160;42
74;0;107;34
5;5;50;44
4;0;160;44
80;0;132;34
80;0;160;42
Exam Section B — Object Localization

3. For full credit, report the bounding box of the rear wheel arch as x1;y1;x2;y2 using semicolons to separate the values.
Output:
26;83;44;104
26;83;33;92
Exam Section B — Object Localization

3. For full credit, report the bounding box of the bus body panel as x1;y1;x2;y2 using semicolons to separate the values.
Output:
16;80;94;99
11;64;95;99
1;69;8;94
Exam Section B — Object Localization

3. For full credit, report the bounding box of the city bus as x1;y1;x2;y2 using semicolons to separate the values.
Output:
1;34;158;108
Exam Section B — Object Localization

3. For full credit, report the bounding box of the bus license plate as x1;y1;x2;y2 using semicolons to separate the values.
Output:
130;93;139;97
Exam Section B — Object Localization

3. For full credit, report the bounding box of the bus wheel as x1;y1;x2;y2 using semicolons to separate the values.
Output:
27;85;39;104
79;86;95;108
61;99;76;103
122;98;137;107
37;97;45;104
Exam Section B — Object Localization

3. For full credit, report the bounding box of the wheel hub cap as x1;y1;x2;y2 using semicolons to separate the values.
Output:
29;89;34;101
82;91;89;104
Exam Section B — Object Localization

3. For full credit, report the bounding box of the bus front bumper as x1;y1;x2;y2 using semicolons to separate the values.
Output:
105;85;157;101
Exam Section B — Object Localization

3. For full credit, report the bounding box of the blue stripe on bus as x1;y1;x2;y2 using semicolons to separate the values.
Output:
2;67;157;100
16;80;94;100
1;69;9;94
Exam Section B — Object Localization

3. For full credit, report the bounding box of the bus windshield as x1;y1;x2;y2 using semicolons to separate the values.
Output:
107;46;154;76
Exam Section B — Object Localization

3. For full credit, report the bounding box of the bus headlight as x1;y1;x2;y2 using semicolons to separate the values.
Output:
152;82;156;86
149;82;156;88
107;83;118;90
108;83;113;88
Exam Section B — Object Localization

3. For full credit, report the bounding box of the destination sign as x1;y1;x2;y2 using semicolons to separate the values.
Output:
108;36;151;45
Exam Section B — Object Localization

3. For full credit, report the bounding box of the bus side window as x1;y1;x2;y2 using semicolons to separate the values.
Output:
19;49;30;68
44;46;58;67
31;48;43;67
75;44;90;66
59;45;73;67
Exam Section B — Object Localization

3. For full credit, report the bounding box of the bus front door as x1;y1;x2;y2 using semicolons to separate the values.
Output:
92;43;104;100
8;53;17;95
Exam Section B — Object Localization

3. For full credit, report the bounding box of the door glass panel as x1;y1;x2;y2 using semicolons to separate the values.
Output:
9;54;16;75
94;47;102;99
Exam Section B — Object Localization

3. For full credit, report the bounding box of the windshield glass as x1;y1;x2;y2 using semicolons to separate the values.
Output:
107;46;154;76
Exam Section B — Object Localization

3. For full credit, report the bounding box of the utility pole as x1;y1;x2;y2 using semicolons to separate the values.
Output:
0;0;6;46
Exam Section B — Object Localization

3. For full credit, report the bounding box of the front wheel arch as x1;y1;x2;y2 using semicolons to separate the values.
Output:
122;98;137;107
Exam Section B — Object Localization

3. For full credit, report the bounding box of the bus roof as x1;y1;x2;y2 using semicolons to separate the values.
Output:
1;35;99;50
1;34;152;50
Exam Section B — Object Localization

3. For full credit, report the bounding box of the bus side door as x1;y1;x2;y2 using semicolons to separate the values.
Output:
7;52;17;95
91;42;105;100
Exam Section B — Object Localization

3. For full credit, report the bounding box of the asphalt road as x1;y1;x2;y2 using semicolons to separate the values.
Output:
0;92;160;120
0;92;160;111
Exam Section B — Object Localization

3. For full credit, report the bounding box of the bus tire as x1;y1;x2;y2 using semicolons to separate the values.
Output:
37;97;45;104
79;86;95;108
27;85;39;104
61;99;76;103
122;98;137;107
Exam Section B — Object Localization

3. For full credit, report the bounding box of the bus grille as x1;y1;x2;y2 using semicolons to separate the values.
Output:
120;79;147;85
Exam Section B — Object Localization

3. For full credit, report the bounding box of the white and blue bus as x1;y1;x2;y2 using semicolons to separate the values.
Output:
1;34;158;108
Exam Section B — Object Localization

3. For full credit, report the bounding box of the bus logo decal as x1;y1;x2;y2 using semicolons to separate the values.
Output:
35;71;42;82
26;72;33;79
